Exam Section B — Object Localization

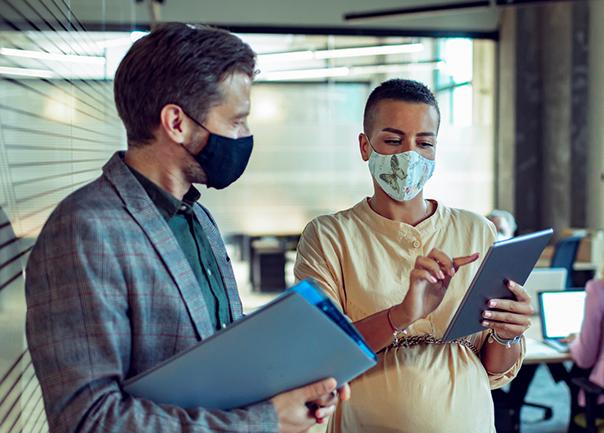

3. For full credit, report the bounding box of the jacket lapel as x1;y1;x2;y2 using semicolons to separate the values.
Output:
102;152;214;339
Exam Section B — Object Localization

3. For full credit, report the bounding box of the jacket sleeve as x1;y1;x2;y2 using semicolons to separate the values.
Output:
25;208;278;433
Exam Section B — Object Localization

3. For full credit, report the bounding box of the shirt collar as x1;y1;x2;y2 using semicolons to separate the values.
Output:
128;165;201;221
354;197;444;237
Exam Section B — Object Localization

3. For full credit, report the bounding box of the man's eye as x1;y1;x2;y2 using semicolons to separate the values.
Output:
420;142;434;147
384;139;401;144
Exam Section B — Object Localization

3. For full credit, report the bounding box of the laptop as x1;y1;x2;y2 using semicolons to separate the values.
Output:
524;268;568;313
538;289;586;352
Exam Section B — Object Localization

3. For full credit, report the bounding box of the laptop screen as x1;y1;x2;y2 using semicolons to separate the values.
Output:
539;290;586;339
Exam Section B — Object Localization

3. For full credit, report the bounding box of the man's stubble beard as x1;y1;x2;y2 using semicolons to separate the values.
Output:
183;160;207;186
182;132;208;186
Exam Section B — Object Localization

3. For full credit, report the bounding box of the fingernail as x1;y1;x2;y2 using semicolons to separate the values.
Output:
439;271;445;279
430;276;437;283
482;321;489;326
483;311;492;318
489;300;497;307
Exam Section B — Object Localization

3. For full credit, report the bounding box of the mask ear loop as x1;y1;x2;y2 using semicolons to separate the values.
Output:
364;133;378;154
178;107;211;157
364;133;391;156
180;107;211;133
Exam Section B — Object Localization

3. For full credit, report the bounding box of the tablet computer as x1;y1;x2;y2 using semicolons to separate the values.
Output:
442;228;553;342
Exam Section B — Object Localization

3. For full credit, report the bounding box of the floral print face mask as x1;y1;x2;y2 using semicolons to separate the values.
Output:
368;147;435;202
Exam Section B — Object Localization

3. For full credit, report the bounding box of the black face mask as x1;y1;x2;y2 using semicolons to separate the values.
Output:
182;110;253;189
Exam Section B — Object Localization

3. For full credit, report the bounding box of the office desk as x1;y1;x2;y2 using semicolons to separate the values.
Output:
524;319;572;365
524;338;571;364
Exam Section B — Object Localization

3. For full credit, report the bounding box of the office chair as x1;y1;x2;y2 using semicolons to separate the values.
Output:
551;235;583;288
567;365;604;433
518;285;587;423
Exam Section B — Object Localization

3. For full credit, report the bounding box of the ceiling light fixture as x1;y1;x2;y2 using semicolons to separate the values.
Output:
258;42;424;64
0;66;54;78
257;66;350;81
0;48;105;64
256;60;443;82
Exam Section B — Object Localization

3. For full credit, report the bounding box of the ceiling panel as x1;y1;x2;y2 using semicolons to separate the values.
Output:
0;0;502;36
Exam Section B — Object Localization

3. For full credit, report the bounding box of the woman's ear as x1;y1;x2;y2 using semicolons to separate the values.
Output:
359;132;371;162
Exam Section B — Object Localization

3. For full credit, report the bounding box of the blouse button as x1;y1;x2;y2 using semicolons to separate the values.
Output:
412;240;421;248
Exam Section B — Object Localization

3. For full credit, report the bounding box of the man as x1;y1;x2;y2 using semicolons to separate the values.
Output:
25;23;346;433
487;209;517;240
294;79;533;433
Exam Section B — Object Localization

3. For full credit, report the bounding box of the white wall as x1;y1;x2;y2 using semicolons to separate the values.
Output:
203;77;496;235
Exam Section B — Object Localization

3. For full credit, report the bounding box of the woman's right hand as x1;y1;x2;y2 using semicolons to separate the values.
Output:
400;249;480;321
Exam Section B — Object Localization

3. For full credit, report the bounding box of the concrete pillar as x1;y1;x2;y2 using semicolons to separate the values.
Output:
496;8;516;214
497;1;591;236
570;2;590;228
540;3;572;234
587;0;604;230
513;5;543;233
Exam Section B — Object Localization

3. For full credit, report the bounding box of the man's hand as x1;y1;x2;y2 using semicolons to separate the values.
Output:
271;378;346;433
482;280;533;339
400;249;480;321
306;384;350;424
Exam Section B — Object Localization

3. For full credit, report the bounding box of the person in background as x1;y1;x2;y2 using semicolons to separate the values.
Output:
25;23;347;433
487;209;517;241
568;278;604;411
294;79;532;433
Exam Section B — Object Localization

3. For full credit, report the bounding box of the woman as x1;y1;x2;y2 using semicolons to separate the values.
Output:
294;79;532;433
570;278;604;410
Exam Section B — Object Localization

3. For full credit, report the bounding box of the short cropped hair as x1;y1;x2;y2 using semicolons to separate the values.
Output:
114;23;256;146
363;79;440;135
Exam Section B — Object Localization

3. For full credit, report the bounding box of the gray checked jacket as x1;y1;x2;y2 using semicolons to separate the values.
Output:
25;152;279;433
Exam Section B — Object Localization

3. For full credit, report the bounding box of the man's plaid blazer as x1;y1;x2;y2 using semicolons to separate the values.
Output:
25;152;279;433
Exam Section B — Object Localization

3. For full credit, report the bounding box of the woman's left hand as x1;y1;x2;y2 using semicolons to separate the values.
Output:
482;280;533;339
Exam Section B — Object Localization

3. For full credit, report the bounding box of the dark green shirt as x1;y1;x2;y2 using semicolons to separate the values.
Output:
130;167;232;330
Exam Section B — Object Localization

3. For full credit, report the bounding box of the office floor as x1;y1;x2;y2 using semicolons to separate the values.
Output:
522;364;570;433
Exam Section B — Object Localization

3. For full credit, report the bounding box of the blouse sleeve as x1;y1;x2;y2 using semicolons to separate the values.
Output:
570;279;604;369
470;330;526;389
294;219;345;310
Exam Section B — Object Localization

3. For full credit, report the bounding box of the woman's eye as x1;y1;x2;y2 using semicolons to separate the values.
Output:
420;142;434;147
